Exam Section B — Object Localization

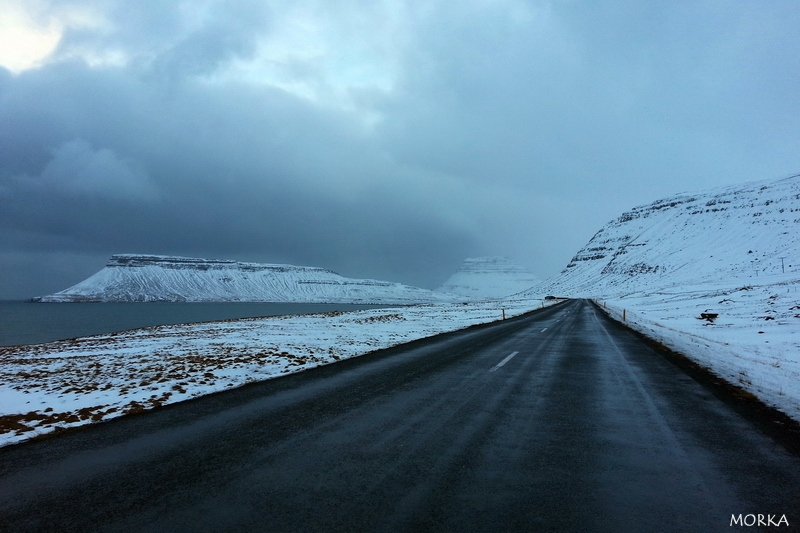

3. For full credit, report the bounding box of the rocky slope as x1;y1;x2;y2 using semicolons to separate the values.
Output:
435;257;541;299
35;254;460;303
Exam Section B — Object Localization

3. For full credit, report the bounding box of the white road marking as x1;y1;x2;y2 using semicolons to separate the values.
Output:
490;351;519;372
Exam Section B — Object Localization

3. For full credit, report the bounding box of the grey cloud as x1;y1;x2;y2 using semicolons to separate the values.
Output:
0;55;474;297
2;0;799;298
380;1;799;193
148;2;272;79
52;1;272;78
35;139;159;201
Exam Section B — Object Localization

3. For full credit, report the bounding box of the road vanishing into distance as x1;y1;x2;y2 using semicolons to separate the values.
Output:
1;300;799;532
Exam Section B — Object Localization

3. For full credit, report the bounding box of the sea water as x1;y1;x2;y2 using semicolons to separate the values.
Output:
0;301;390;347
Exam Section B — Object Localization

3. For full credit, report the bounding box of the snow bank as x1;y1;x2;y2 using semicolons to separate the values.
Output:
0;298;554;447
595;276;800;422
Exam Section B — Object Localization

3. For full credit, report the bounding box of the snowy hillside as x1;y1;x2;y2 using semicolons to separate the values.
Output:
35;254;460;304
528;175;800;298
435;257;541;299
523;174;800;421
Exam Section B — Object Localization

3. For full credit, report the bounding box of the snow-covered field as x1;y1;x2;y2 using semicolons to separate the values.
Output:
595;274;800;421
0;298;553;447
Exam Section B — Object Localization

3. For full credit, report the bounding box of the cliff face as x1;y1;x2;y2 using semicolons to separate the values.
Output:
525;175;800;298
36;254;459;303
435;257;541;299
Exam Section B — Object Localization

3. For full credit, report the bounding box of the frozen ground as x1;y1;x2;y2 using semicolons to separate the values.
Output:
596;273;800;422
0;298;552;447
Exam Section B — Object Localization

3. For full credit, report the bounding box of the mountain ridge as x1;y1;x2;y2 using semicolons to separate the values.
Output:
524;174;800;298
36;254;461;304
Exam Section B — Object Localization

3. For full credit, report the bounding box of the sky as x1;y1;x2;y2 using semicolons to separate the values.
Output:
1;0;799;299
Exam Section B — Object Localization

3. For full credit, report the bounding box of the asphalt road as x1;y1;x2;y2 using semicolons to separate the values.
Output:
1;299;799;532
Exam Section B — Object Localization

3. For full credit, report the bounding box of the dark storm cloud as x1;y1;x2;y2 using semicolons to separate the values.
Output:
0;33;475;296
1;0;799;298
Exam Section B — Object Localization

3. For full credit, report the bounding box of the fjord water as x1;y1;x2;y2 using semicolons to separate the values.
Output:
0;301;388;347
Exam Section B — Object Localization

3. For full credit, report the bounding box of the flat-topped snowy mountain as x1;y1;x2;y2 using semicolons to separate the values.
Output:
435;257;541;299
35;254;461;303
525;174;800;298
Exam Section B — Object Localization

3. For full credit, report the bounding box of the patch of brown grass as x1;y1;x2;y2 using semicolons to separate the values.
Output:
0;404;112;436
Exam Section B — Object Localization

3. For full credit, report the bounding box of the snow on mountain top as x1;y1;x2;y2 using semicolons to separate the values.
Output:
106;254;336;273
36;254;461;304
435;256;542;299
526;174;800;298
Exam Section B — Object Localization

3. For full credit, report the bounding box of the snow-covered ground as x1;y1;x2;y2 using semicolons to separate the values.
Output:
595;274;800;422
0;298;553;447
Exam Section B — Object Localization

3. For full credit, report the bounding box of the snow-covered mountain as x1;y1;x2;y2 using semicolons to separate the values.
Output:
525;174;800;298
520;174;800;423
435;257;541;299
35;254;461;303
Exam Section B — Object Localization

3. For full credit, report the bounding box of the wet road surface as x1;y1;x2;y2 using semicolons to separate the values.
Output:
1;299;799;532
